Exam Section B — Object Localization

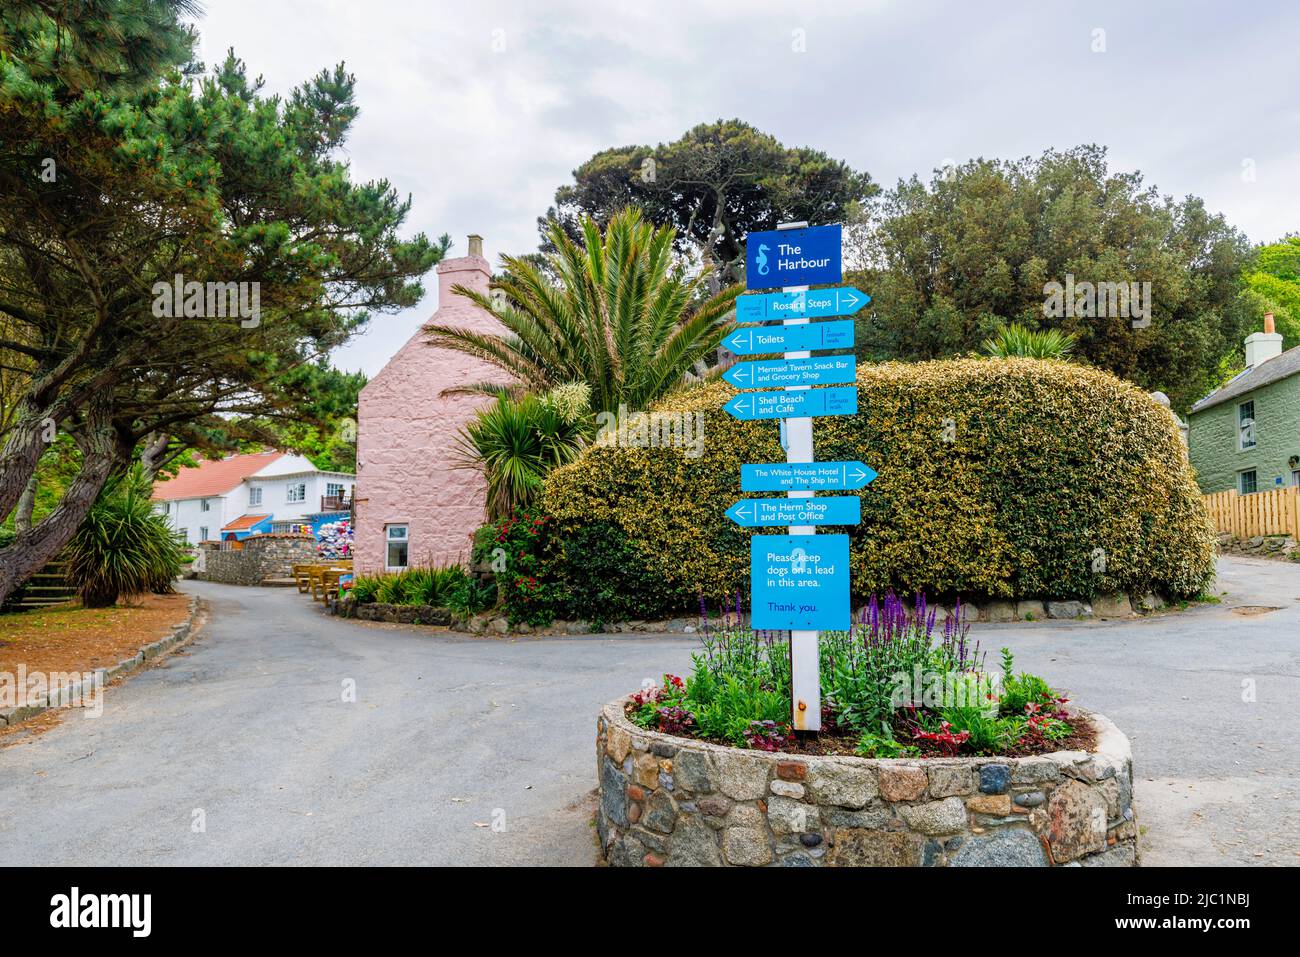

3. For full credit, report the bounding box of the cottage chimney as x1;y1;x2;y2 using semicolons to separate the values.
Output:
1245;312;1284;368
468;234;484;258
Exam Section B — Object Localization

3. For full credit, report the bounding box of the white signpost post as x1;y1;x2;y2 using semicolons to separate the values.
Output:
777;222;821;731
731;221;873;735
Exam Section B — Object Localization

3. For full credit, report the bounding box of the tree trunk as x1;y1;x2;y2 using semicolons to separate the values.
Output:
0;409;52;522
0;409;122;608
139;431;170;483
13;475;37;532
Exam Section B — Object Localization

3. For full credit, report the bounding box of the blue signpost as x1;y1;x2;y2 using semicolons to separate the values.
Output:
723;320;855;355
728;220;875;733
722;386;858;421
722;355;856;389
750;534;851;631
740;461;877;492
726;496;860;528
735;287;870;323
745;224;843;289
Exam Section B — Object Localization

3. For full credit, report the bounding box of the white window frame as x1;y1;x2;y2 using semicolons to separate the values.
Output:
385;524;409;571
1238;469;1258;495
199;525;209;541
248;486;263;506
326;482;345;499
1237;400;1256;451
200;498;211;512
286;482;306;504
1292;469;1300;488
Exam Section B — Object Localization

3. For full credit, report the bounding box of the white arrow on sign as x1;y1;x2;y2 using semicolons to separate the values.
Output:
849;466;868;483
733;368;750;381
735;505;752;520
734;398;751;414
728;330;750;351
838;289;863;311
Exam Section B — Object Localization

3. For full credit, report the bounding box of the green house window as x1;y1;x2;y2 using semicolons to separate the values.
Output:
1238;401;1256;450
1238;469;1258;495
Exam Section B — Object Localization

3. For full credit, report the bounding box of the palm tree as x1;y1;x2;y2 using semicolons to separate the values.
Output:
65;472;186;608
981;322;1078;360
426;208;740;413
455;392;589;521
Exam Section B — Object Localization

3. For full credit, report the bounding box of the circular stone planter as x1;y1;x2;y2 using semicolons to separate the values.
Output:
596;699;1138;867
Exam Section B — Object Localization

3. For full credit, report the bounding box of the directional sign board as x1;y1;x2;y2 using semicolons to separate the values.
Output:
723;320;855;355
745;224;842;289
726;496;860;528
751;534;851;631
735;287;870;323
723;387;857;421
740;460;877;492
723;355;856;389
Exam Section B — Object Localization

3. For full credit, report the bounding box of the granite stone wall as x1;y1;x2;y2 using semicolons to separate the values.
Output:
201;535;319;586
596;699;1138;867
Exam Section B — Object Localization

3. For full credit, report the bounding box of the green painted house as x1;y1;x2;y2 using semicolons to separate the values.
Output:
1188;314;1300;494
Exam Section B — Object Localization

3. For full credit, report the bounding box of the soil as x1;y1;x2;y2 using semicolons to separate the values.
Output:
0;593;195;746
0;593;190;678
629;707;1099;759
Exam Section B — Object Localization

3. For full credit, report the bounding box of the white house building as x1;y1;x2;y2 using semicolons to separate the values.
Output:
151;451;355;544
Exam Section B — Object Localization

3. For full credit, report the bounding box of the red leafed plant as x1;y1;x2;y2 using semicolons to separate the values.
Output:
913;721;972;757
743;719;792;752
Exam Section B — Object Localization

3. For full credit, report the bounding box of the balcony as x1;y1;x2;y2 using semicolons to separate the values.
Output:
320;493;352;513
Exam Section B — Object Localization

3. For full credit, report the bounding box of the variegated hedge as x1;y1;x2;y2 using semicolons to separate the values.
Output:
542;358;1215;604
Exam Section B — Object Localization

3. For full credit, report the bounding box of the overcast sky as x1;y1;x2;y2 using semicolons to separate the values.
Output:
195;0;1300;376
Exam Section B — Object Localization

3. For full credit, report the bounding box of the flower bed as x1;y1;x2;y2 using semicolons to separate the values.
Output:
596;700;1137;867
628;594;1088;759
595;593;1137;866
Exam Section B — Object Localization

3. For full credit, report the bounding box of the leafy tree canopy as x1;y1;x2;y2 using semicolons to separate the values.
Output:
540;119;877;287
852;145;1255;413
0;0;200;97
1242;235;1300;347
0;5;447;603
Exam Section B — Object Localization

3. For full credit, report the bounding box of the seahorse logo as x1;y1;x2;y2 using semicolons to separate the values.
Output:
755;243;770;276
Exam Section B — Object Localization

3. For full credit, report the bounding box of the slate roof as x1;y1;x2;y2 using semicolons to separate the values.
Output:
1189;345;1300;414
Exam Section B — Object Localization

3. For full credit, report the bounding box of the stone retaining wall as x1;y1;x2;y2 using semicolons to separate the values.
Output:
200;535;319;586
596;699;1138;867
333;598;451;626
451;591;1166;636
1217;532;1298;561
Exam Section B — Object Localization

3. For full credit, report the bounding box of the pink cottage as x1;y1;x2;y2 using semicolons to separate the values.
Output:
354;235;507;573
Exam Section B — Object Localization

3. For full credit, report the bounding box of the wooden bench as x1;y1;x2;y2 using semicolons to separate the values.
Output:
321;568;350;603
292;564;316;594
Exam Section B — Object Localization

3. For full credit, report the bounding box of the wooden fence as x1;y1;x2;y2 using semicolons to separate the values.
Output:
1203;486;1300;540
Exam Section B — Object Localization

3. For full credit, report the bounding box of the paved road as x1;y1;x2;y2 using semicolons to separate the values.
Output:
0;557;1297;865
